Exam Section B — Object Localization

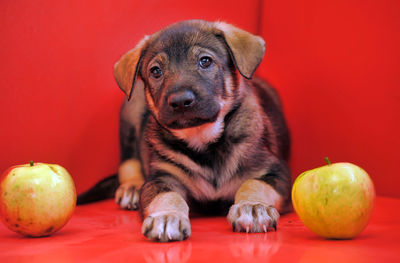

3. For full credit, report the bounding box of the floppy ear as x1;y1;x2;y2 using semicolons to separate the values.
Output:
113;36;149;100
214;22;265;79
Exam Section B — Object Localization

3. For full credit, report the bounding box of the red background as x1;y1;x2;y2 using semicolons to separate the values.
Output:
1;0;399;198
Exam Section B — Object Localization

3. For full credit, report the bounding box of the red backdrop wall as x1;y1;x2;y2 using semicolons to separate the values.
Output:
0;0;261;195
258;0;400;197
1;0;399;198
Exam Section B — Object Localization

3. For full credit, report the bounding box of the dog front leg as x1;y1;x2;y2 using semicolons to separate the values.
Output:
140;179;191;242
228;162;291;233
228;179;282;233
115;159;144;210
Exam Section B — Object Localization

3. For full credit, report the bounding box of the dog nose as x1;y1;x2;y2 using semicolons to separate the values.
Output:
167;90;196;111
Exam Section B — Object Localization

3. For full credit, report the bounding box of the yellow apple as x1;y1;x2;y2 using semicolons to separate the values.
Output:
292;158;375;239
0;161;76;237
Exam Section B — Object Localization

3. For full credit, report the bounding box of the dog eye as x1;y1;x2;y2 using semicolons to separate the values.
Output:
199;56;213;69
150;66;163;79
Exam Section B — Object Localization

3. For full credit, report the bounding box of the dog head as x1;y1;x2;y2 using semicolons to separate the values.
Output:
114;20;265;149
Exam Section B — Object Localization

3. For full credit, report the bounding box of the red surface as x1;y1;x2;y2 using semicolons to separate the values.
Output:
1;196;399;262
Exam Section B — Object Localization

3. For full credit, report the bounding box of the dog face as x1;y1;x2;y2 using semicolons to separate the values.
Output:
114;20;265;149
142;25;229;130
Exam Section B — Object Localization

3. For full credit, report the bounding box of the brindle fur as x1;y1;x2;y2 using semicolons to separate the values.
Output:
78;20;291;242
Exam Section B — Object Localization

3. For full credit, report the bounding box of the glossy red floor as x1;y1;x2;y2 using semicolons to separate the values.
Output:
1;196;399;262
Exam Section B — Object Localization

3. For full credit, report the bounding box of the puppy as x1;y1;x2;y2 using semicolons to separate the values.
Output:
78;20;291;242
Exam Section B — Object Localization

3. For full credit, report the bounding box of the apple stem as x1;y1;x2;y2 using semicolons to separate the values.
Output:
29;160;34;167
324;157;331;165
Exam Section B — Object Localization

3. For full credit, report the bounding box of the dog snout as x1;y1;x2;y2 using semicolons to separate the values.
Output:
167;90;196;112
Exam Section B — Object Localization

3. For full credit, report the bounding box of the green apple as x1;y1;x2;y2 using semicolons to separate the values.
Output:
0;161;76;237
292;158;375;239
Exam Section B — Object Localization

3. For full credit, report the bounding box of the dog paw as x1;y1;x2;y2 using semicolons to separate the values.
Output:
227;202;280;233
115;183;140;210
142;212;191;242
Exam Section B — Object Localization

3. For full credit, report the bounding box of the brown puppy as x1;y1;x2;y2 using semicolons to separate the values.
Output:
79;20;291;242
